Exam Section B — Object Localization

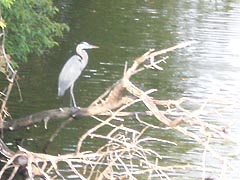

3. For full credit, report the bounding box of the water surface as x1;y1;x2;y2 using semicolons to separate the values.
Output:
5;0;240;179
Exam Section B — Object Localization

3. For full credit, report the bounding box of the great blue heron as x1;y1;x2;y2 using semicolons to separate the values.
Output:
58;42;99;107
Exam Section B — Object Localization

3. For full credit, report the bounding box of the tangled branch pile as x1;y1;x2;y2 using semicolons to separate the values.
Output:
0;28;237;180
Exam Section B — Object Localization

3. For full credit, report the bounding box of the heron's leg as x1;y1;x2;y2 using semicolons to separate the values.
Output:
70;83;77;108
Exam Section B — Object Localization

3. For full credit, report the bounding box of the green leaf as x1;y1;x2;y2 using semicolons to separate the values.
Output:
2;0;69;64
0;0;15;8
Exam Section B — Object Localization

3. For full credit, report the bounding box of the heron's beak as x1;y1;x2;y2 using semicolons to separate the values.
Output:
90;45;99;49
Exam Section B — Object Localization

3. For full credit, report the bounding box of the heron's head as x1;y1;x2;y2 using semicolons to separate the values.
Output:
77;42;99;51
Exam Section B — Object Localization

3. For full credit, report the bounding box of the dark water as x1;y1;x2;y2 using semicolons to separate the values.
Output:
4;0;240;179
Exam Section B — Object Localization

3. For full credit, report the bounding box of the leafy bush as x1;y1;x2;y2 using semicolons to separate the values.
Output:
0;0;15;8
1;0;69;62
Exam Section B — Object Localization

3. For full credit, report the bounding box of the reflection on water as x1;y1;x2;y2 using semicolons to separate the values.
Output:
5;0;240;179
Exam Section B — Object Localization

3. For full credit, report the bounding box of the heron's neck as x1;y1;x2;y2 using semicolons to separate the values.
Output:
77;50;88;61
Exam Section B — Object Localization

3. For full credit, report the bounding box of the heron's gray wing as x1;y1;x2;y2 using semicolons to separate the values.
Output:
58;55;83;96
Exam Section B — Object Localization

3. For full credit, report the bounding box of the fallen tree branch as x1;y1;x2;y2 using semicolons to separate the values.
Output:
1;41;236;180
3;41;195;131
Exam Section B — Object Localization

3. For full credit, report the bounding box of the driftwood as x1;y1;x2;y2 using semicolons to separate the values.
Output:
0;39;236;180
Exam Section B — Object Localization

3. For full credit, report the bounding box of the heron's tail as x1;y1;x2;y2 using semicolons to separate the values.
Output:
58;87;65;96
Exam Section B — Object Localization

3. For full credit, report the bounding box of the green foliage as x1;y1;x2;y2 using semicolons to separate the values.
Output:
0;0;15;8
2;0;69;62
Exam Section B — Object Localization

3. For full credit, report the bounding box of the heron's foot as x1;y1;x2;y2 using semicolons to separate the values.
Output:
70;106;81;110
74;106;81;109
